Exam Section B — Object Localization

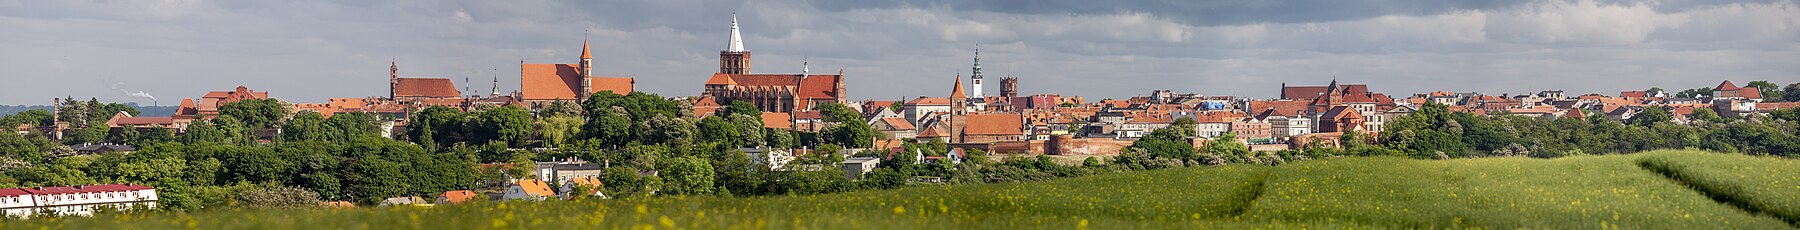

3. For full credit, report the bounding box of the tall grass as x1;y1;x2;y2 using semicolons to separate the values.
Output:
1244;153;1792;229
5;151;1793;229
1637;150;1800;224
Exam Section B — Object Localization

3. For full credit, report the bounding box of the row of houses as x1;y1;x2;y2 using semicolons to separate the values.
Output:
0;184;157;218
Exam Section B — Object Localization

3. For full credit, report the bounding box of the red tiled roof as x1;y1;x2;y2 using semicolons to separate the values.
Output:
17;184;154;196
1247;100;1309;117
761;112;792;129
963;113;1024;135
1715;80;1740;91
521;64;583;100
950;75;967;99
113;116;176;126
437;190;478;204
705;73;843;101
907;97;950;105
1620;91;1648;98
394;78;461;98
592;77;634;95
1283;84;1368;100
877;117;916;130
1321;106;1361;120
514;179;555;196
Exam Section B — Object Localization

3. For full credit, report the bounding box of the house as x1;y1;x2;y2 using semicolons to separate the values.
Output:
869;117;917;140
1;184;157;218
1711;80;1763;101
502;179;556;201
104;111;191;133
958;113;1028;143
743;147;798;170
1317;106;1365;133
535;160;603;185
379;196;429;206
559;177;607;199
839;157;882;179
196;86;270;118
903;97;952;125
435;190;479;205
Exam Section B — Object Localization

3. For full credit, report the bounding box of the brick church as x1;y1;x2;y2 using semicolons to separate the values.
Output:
701;15;845;113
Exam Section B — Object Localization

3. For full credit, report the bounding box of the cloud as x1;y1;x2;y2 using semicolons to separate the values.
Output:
0;0;1797;105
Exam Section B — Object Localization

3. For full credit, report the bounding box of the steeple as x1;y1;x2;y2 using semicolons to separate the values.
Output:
718;13;752;74
580;39;592;59
970;44;984;98
951;74;967;99
389;59;399;99
726;13;746;52
491;68;500;97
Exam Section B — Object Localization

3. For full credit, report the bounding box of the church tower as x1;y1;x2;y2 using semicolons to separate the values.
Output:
579;39;594;100
949;74;968;143
719;14;751;74
389;59;399;99
970;45;984;98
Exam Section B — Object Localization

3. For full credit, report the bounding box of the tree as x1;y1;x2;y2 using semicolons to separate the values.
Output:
723;101;760;118
469;106;532;146
1645;87;1664;97
282;111;329;142
539;100;585;118
406;106;466;149
656;156;715;195
218;99;289;130
636;115;697;145
534;116;586;148
1784;82;1800;102
1;109;53;127
1170;116;1198;137
1745;81;1781;102
325;112;381;140
1674;87;1713;99
582;107;634;147
236;184;322;209
1629;106;1671;127
600;167;661;198
764;129;794;149
1128;126;1196;161
1689;107;1724;124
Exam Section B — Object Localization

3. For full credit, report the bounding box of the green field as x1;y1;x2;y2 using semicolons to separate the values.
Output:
6;150;1796;229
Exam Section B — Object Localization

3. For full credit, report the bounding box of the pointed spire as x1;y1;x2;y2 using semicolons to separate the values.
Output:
580;38;592;59
491;68;500;97
802;60;810;76
951;74;967;99
972;44;982;74
726;13;746;52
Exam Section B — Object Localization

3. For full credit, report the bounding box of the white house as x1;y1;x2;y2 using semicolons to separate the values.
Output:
502;179;555;201
0;184;157;218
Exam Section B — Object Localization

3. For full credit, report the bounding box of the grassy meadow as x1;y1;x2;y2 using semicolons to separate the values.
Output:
5;150;1796;229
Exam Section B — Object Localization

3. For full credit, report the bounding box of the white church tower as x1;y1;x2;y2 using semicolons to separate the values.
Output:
970;45;984;99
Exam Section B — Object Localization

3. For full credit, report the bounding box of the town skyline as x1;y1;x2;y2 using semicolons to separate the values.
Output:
5;0;1800;105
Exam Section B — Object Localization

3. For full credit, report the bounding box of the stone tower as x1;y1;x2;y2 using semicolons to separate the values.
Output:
719;14;751;74
949;74;968;143
579;39;594;101
389;59;399;99
1000;77;1018;98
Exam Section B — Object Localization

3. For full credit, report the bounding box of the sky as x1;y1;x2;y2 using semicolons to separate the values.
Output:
2;0;1798;105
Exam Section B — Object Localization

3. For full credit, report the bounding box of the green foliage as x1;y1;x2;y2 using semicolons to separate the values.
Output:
1674;87;1713;99
601;167;662;198
722;101;760;118
1744;80;1781;102
656;156;715;195
1128;126;1196;161
581;107;633;147
1;109;53;127
1784;82;1800;102
1628;106;1671;126
533;116;586;148
469;106;532;147
582;92;681;122
281;111;329;142
218;99;289;129
695;114;762;148
1688;107;1724;124
406;106;467;150
817;103;877;148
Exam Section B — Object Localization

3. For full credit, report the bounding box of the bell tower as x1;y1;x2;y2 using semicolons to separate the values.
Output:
949;74;968;143
389;59;399;99
579;39;594;101
719;14;751;74
970;45;984;99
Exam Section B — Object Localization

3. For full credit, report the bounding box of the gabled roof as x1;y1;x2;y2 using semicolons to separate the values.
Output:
962;113;1024;135
1321;106;1362;120
907;97;950;106
704;73;844;100
1715;80;1740;91
876;117;916;130
394;78;461;98
521;63;632;100
761;112;792;129
514;179;555;196
437;190;478;204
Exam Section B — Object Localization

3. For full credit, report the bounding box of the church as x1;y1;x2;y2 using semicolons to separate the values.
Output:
520;40;636;108
701;15;846;113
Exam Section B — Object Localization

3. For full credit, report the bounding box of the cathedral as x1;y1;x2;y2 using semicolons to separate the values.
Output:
702;14;845;113
520;40;636;108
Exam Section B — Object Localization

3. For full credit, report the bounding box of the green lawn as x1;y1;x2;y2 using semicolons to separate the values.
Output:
5;150;1795;229
1638;151;1800;224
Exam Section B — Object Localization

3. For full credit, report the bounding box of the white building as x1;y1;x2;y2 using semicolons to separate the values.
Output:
502;179;555;201
1;184;157;218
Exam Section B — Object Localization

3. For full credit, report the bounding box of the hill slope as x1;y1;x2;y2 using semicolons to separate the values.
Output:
6;150;1794;229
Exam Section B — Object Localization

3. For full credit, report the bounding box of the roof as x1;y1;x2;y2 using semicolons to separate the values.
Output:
1619;91;1648;98
761;112;792;129
580;39;592;59
521;63;633;100
15;184;154;196
568;177;602;188
703;73;844;100
1715;80;1740;91
907;97;950;106
876;117;916;130
1321;106;1361;120
394;78;462;98
962;113;1025;135
950;75;967;99
1247;100;1309;118
437;190;478;204
1282;84;1368;100
514;179;555;196
113;116;176;126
